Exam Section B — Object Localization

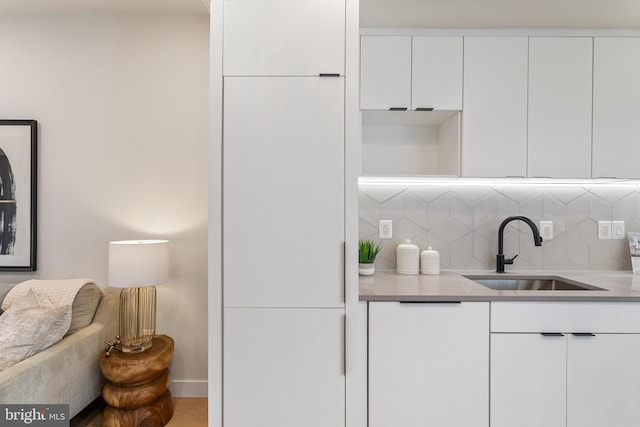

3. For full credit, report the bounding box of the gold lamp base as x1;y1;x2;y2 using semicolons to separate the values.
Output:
120;338;153;354
118;286;157;353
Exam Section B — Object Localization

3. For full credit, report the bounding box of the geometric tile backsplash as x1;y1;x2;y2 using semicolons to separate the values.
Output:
359;182;640;271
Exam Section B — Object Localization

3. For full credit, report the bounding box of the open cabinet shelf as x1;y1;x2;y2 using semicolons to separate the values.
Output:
361;110;460;176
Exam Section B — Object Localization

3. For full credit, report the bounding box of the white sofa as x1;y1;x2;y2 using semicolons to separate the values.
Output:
0;282;118;418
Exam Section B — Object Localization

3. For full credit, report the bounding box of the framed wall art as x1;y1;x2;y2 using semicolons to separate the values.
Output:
0;120;37;271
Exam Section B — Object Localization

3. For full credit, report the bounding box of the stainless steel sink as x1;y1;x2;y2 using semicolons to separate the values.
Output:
463;275;606;291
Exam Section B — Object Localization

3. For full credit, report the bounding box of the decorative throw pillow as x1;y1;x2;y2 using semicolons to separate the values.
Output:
0;289;72;372
1;280;102;336
67;283;102;335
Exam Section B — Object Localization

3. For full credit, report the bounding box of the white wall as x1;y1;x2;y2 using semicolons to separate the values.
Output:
0;12;209;397
360;0;640;28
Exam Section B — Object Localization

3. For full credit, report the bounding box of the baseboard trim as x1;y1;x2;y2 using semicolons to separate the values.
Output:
170;380;208;398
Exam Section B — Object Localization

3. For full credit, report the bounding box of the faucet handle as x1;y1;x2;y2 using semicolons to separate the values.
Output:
505;254;518;265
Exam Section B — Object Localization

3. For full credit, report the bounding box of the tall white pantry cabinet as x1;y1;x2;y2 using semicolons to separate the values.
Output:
213;1;354;427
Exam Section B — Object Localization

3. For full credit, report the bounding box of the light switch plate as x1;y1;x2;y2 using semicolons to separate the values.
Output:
540;221;553;240
612;221;625;240
379;220;393;239
598;221;612;240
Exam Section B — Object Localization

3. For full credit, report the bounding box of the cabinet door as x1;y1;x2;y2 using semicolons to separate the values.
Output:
223;77;344;308
223;0;345;76
360;36;411;110
567;334;640;427
592;37;640;178
369;302;489;427
412;36;463;110
224;308;345;427
528;37;593;178
491;333;566;427
462;36;528;177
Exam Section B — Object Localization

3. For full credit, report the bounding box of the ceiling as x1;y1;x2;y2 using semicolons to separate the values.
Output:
361;0;640;28
0;0;209;14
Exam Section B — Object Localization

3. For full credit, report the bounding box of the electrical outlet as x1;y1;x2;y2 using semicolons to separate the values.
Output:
598;221;612;240
612;221;626;240
379;220;392;239
540;221;553;240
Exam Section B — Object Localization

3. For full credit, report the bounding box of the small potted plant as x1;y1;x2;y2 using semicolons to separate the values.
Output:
359;239;382;276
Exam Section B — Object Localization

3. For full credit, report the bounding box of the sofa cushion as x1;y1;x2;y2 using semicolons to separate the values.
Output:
0;289;72;372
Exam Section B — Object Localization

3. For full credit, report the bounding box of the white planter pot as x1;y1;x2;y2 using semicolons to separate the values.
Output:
359;263;375;276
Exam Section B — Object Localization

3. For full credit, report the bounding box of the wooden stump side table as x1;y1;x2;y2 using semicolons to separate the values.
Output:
100;335;175;427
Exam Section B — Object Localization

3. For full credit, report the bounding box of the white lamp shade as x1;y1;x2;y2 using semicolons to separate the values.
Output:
108;240;170;288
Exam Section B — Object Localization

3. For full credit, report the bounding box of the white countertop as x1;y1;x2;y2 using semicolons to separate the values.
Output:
359;270;640;302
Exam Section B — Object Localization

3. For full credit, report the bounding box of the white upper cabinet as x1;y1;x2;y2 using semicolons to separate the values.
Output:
223;0;345;76
412;36;463;110
360;36;412;110
462;36;528;177
528;37;593;178
360;31;640;179
223;77;344;308
592;37;640;178
360;35;462;110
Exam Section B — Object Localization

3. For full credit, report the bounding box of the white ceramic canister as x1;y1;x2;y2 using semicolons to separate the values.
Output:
420;246;440;275
396;239;419;274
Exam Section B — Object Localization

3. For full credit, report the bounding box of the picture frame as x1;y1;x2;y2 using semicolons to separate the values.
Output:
0;120;37;271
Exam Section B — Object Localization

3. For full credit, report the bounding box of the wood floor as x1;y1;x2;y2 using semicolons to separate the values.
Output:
71;397;208;427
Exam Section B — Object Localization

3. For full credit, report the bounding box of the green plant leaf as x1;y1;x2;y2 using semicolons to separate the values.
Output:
359;239;382;263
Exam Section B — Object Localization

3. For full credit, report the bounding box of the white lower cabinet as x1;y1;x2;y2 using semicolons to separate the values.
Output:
367;300;640;427
224;308;345;427
491;302;640;427
492;333;640;427
491;333;568;427
567;334;640;427
368;301;489;427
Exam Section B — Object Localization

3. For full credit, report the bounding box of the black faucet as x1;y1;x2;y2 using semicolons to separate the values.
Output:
496;216;543;273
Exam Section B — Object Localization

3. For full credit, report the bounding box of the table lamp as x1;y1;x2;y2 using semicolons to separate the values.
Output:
108;239;169;353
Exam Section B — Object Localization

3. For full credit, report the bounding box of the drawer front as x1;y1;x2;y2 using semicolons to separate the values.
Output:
491;301;640;333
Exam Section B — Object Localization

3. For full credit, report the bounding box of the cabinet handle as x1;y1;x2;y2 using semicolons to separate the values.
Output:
399;301;462;304
389;107;408;111
415;107;434;111
541;332;565;337
572;333;596;337
319;73;340;77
